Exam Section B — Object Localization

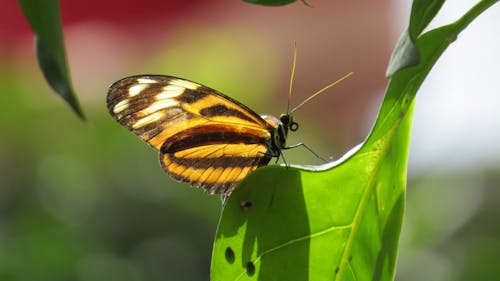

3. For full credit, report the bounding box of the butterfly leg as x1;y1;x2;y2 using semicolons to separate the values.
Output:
284;143;328;163
256;150;284;165
220;193;230;205
277;149;289;167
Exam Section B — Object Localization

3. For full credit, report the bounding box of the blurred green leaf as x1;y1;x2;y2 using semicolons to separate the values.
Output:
211;0;498;280
18;0;85;119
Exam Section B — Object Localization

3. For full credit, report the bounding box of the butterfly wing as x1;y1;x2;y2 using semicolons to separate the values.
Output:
107;75;275;194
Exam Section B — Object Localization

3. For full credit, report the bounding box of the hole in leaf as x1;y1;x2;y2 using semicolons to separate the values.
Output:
240;200;252;210
225;247;235;264
246;261;255;276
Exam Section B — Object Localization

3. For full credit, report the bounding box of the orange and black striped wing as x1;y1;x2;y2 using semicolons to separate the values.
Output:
107;75;274;194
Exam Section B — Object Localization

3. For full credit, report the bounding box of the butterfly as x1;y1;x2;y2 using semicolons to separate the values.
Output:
107;53;352;197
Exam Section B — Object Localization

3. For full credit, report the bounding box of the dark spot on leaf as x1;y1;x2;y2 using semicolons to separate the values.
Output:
240;200;252;210
225;247;235;264
246;261;255;276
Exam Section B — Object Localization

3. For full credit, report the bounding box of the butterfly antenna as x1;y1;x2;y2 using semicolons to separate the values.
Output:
287;42;298;114
290;72;353;114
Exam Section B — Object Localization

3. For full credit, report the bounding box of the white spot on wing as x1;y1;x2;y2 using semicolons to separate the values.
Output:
138;99;178;116
128;84;148;97
170;79;200;90
113;99;130;113
137;78;158;84
156;85;185;100
132;111;165;129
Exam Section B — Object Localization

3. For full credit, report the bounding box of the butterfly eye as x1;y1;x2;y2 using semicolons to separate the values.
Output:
279;114;290;125
290;121;299;132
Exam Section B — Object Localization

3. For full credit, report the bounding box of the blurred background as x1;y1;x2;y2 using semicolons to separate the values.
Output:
0;0;499;280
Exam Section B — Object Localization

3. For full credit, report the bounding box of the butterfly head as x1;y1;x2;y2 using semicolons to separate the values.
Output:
279;113;299;133
261;113;299;152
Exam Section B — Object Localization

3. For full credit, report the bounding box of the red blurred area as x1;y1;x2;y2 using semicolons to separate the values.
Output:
0;0;212;48
0;0;396;156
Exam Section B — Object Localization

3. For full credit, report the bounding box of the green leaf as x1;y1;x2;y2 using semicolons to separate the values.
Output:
18;0;85;119
386;0;445;77
211;0;498;280
409;0;446;39
385;29;419;78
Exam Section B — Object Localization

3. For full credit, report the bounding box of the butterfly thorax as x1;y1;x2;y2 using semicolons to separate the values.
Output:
261;113;299;157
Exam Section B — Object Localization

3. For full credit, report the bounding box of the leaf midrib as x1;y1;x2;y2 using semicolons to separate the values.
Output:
334;122;399;281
